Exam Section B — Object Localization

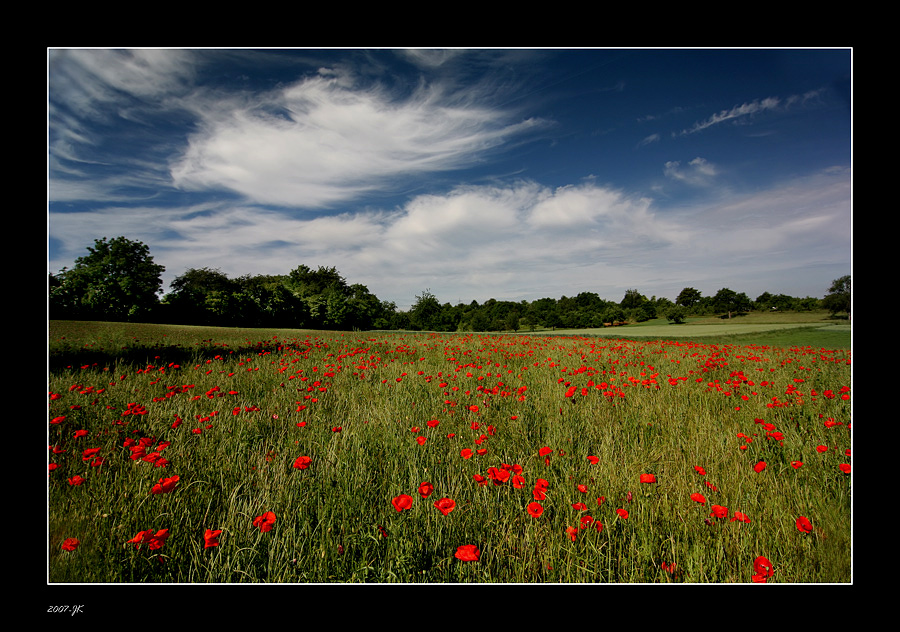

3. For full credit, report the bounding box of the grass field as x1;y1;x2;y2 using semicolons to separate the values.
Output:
47;317;851;584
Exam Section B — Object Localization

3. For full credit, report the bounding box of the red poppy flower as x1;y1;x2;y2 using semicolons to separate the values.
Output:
572;502;587;511
839;463;851;474
753;556;774;582
616;508;629;519
416;436;427;446
434;497;456;516
731;511;751;523
128;529;153;549
147;529;169;550
512;474;526;488
565;526;578;542
532;487;546;500
151;475;180;494
539;446;553;457
253;511;276;532
577;484;588;493
460;448;473;460
816;445;828;453
128;529;169;550
391;494;413;512
418;482;434;498
293;455;312;470
61;537;80;551
204;529;222;548
640;473;657;484
709;505;728;519
455;544;480;561
796;516;813;533
487;467;510;485
753;461;766;473
690;493;706;504
81;447;101;461
68;475;85;486
791;461;803;469
693;465;706;476
528;502;544;517
587;455;599;465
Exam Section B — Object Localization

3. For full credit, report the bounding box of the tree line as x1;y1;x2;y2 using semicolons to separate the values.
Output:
48;237;851;331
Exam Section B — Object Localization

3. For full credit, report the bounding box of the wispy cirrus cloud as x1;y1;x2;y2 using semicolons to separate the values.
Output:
168;67;549;208
663;157;719;186
679;97;782;136
676;88;828;138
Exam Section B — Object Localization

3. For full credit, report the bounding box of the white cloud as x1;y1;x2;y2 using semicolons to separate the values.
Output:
168;69;547;208
680;96;782;136
48;49;198;118
664;157;719;186
48;169;850;307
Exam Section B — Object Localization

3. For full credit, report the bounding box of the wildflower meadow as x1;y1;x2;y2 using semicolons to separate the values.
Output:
48;320;851;584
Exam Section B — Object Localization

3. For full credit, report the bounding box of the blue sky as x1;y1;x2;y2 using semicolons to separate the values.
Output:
48;48;851;310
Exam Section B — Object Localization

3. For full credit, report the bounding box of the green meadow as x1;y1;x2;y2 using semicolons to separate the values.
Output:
48;317;851;583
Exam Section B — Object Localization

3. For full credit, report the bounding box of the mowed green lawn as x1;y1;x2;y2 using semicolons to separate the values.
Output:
537;312;850;349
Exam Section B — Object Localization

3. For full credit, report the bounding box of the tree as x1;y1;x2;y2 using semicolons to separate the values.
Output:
676;287;702;308
666;305;687;324
822;275;851;321
620;289;647;310
287;265;347;297
409;289;442;331
49;236;165;321
163;267;236;325
712;287;751;319
505;309;521;332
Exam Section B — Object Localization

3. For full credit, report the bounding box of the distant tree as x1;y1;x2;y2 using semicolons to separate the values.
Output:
344;283;385;330
666;305;687;324
620;289;647;310
505;309;521;332
822;275;851;321
287;265;347;298
636;303;657;322
409;289;442;331
164;267;236;325
755;292;798;311
798;296;821;311
712;287;751;319
373;300;398;329
49;236;164;321
602;306;626;324
676;287;702;308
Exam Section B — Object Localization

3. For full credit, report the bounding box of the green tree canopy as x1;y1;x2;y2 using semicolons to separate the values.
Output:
822;275;851;320
712;287;751;319
49;236;165;321
676;287;702;307
409;289;442;331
